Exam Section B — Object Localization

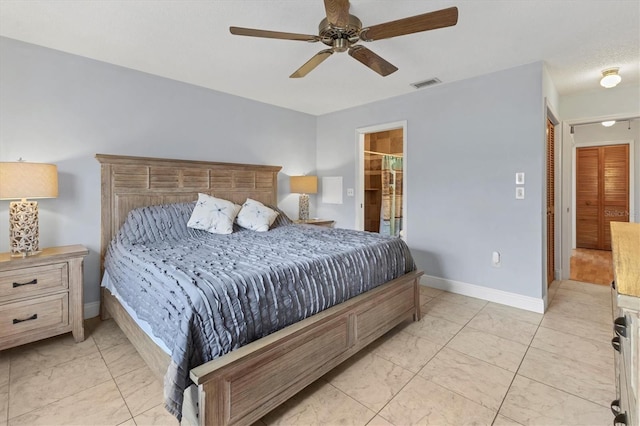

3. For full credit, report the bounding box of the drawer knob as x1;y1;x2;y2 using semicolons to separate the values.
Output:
613;412;627;425
13;314;38;324
611;336;621;353
614;317;627;338
611;399;621;415
12;278;38;288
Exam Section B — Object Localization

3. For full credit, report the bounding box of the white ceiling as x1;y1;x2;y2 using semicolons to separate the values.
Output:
1;0;638;116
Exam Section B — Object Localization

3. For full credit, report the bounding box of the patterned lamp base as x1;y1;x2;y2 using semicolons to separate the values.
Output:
298;193;310;221
9;201;41;257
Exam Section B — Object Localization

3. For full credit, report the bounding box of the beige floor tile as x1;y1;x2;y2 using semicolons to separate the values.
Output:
500;375;611;425
325;351;414;412
560;280;612;297
419;347;514;411
540;310;613;343
0;385;7;424
518;347;614;406
545;297;611;325
437;292;489;309
89;318;131;350
379;375;496;425
7;334;99;380
101;341;147;378
446;328;528;372
115;366;164;416
367;415;395;426
370;329;441;373
422;298;483;325
8;352;112;419
262;380;375;426
553;288;611;309
0;353;9;388
118;420;137;426
531;326;614;370
492;414;523;425
480;302;543;326
133;404;179;426
418;285;443;298
8;380;131;426
400;314;463;345
466;311;538;345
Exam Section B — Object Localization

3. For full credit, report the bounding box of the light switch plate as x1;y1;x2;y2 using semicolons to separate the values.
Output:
516;187;525;199
346;188;354;196
515;172;525;185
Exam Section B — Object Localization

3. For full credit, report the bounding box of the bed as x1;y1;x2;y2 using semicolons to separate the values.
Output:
96;154;423;426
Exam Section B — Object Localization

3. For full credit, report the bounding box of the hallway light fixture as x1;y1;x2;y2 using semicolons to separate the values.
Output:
600;68;621;88
602;120;616;127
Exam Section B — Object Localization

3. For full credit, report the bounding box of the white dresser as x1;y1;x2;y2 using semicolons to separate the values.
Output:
611;222;640;426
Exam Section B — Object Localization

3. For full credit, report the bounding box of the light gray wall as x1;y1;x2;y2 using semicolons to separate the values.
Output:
316;62;547;299
0;37;317;305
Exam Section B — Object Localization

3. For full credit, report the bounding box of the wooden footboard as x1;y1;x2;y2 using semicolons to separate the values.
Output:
190;270;423;426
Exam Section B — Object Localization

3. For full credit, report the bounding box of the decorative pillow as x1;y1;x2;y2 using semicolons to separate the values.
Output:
236;198;279;232
187;193;240;234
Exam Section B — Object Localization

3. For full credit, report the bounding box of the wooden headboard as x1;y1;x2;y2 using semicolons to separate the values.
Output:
96;154;282;272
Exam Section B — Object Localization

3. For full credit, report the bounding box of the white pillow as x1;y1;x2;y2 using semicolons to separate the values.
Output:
187;193;240;234
236;198;279;232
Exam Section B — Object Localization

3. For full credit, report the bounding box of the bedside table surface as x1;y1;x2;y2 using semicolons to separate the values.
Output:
294;219;335;225
0;245;89;267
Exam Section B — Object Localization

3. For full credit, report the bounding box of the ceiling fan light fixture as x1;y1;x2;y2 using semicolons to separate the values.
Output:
602;120;616;127
600;68;621;88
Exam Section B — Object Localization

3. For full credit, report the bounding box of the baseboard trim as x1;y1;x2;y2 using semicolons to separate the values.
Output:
84;301;100;319
421;275;545;314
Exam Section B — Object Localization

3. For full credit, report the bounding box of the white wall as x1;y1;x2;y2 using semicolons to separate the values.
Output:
316;62;547;305
0;37;317;307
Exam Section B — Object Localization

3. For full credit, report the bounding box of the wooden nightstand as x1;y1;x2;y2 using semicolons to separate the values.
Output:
294;219;335;228
0;245;88;350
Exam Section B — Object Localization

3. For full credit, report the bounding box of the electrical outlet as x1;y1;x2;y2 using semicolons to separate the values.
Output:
516;187;525;199
346;188;354;196
492;251;501;267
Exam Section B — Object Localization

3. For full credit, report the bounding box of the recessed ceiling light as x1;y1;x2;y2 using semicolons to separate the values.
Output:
602;120;616;127
600;68;621;88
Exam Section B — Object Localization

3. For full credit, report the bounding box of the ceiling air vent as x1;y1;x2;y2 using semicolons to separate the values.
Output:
410;78;441;89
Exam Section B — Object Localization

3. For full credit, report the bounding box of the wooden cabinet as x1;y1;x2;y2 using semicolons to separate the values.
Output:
610;223;639;426
0;245;88;350
293;219;335;228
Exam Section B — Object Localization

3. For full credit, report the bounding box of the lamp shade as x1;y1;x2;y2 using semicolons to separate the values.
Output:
0;162;58;200
289;176;318;194
290;175;318;194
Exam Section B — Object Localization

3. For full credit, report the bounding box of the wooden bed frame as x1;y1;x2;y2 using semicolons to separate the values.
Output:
96;154;423;426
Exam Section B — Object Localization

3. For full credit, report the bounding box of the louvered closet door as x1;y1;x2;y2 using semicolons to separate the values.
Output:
576;144;629;250
546;119;555;286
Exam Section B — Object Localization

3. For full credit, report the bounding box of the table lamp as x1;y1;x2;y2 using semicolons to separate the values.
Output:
0;160;58;256
290;175;317;221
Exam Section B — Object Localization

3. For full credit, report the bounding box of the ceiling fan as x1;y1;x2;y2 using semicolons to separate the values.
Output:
229;0;458;78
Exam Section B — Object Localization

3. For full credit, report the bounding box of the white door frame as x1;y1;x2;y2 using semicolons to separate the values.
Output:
560;113;638;280
355;120;408;239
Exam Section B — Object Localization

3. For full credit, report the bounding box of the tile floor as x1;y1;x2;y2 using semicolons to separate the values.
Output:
0;281;614;425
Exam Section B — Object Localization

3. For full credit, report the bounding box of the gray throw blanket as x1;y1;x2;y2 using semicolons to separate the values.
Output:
104;202;415;419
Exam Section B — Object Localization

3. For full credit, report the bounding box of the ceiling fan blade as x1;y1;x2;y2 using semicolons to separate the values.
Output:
323;0;350;28
360;6;458;41
348;45;398;76
290;49;334;78
230;26;320;42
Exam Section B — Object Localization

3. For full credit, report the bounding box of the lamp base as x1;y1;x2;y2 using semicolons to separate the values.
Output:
298;193;310;221
9;200;41;257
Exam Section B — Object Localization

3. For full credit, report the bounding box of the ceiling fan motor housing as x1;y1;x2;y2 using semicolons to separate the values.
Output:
319;14;363;51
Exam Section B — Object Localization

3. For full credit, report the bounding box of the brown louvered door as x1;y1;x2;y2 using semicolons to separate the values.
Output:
576;144;629;250
546;119;555;286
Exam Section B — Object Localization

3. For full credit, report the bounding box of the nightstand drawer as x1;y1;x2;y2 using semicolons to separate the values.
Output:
0;293;69;338
0;263;68;302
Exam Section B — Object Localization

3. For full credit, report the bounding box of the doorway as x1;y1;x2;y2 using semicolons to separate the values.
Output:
363;129;404;235
356;121;408;238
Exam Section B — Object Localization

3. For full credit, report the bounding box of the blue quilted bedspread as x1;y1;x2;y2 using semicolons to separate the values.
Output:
104;202;415;419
